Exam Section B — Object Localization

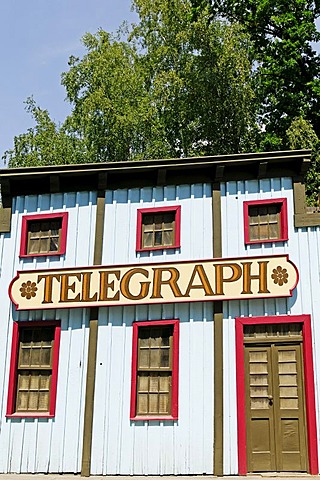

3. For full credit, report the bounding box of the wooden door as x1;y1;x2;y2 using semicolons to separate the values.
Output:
245;342;308;472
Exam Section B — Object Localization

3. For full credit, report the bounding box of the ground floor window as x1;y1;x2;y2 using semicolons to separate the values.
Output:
6;321;61;417
130;319;179;420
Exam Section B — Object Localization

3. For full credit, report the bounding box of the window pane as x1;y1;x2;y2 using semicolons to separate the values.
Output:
154;231;162;246
40;237;49;253
29;373;40;390
250;224;260;240
40;347;52;367
248;203;282;242
141;210;176;249
50;237;59;252
149;375;159;392
38;392;50;411
26;218;63;254
28;239;40;254
269;222;280;239
138;374;149;392
150;349;160;368
16;391;29;411
15;326;55;413
31;347;41;366
149;394;159;413
20;347;31;367
163;230;174;246
137;394;148;414
28;391;39;410
18;373;30;390
139;349;149;368
159;374;170;392
160;349;170;367
143;232;153;247
159;393;169;414
136;325;174;416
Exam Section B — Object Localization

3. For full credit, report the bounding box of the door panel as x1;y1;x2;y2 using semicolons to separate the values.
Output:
273;345;307;471
245;342;307;472
245;346;275;471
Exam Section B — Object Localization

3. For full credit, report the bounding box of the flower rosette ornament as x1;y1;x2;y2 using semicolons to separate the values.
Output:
271;266;289;287
20;280;38;300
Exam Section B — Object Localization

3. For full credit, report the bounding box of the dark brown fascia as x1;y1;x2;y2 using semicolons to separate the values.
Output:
0;149;311;198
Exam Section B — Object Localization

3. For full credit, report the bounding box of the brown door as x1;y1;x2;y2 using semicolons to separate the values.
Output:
245;340;308;472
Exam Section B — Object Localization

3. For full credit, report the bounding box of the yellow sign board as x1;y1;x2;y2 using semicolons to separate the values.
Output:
9;255;298;311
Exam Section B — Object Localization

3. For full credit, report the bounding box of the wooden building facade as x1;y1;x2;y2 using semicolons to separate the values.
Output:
0;150;319;475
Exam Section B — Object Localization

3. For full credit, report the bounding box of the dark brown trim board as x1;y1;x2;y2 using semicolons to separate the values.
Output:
293;180;320;228
212;182;224;475
81;192;106;477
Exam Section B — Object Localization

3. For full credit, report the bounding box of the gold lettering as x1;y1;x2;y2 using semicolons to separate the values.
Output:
81;272;98;302
241;261;269;294
60;273;81;303
120;268;150;300
38;274;61;304
215;263;242;295
184;264;214;297
151;267;183;299
99;270;120;301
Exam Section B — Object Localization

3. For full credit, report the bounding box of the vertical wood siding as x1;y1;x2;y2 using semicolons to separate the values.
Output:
221;178;320;474
91;302;214;475
102;184;213;264
0;192;96;473
90;184;214;474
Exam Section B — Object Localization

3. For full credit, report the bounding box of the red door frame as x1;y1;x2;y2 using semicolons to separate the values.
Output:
235;314;318;475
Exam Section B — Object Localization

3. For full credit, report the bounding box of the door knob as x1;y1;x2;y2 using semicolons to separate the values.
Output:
268;395;273;406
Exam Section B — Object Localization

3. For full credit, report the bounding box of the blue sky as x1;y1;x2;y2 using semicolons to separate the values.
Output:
0;0;136;165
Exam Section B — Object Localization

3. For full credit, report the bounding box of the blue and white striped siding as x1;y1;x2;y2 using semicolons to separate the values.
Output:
221;177;320;474
90;184;214;474
91;302;214;475
0;192;96;473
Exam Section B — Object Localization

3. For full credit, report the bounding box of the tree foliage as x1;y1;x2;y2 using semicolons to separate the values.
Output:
286;117;320;204
5;97;86;167
205;0;320;150
4;0;255;167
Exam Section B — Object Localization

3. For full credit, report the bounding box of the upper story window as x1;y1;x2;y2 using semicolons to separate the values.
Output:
20;212;68;257
136;206;181;252
243;198;288;245
6;321;61;418
130;319;179;420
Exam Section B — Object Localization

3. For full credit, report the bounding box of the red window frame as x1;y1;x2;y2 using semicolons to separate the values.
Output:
136;206;181;252
243;198;288;245
19;212;68;258
6;320;61;418
235;315;318;475
130;319;179;421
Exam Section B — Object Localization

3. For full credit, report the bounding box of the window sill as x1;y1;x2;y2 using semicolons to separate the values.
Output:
6;412;54;419
245;237;288;245
130;415;178;421
136;245;180;253
19;252;63;258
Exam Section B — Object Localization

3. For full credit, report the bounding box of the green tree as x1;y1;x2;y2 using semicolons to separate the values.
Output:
4;0;255;166
203;0;320;150
286;117;320;204
4;97;86;167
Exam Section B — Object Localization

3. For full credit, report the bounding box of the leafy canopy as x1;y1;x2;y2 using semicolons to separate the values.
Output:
4;0;255;167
